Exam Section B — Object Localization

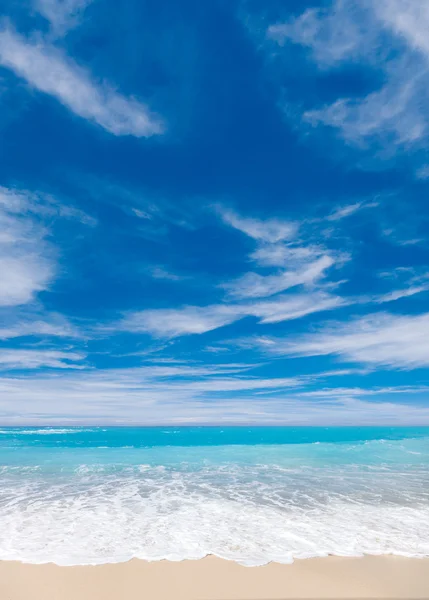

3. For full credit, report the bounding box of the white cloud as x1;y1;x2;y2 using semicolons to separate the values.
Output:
0;187;94;324
374;285;429;304
174;376;301;393
132;364;255;378
117;290;345;338
375;0;429;55
216;206;346;301
114;206;357;339
0;185;96;226
369;269;429;304
150;267;188;281
250;243;327;267
270;0;429;154
327;202;363;221
0;256;53;307
119;304;241;338
326;201;378;221
0;26;164;137
35;0;91;35
113;199;424;342
250;292;346;324
267;1;368;66
0;311;80;340
0;366;428;424
297;385;429;399
272;311;429;369
0;349;86;369
304;64;428;149
0;190;55;307
217;207;298;242
222;255;334;299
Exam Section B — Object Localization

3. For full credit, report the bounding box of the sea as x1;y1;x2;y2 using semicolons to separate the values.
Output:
0;426;428;566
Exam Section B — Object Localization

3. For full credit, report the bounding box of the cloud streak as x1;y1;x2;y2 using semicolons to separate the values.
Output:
0;26;164;137
1;365;428;424
117;291;346;338
0;349;86;370
222;255;335;299
261;312;429;369
0;311;80;340
218;207;298;242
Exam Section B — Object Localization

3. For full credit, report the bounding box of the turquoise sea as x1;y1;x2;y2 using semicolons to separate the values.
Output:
0;426;428;565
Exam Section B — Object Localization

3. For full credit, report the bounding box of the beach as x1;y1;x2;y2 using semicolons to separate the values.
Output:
1;555;429;599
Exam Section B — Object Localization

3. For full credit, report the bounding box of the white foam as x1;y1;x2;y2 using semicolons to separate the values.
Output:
0;465;428;566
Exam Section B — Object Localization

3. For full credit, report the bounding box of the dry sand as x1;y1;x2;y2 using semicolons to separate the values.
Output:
1;555;429;600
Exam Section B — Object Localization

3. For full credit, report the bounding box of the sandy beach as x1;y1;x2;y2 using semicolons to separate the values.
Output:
1;555;428;600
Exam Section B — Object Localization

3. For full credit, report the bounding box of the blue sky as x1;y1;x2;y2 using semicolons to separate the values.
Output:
1;0;429;425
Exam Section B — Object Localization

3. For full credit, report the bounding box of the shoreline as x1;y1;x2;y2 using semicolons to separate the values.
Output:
1;555;429;599
0;550;428;567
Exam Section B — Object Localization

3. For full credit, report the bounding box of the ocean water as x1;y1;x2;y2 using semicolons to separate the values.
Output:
0;426;428;566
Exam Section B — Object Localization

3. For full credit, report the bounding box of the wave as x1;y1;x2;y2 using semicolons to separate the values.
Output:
0;461;428;566
0;431;428;566
0;428;96;435
0;490;428;566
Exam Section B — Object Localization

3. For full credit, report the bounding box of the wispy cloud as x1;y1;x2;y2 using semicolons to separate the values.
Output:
263;311;429;369
250;243;328;268
0;310;80;340
374;285;429;304
35;0;92;36
0;26;164;137
326;201;379;221
0;185;94;358
0;185;96;226
304;66;428;150
110;203;426;340
222;255;335;299
376;0;429;55
117;291;346;338
119;304;241;338
269;0;429;157
0;348;86;370
217;205;346;299
326;202;364;221
1;365;428;424
296;385;429;399
149;267;189;282
372;268;429;304
0;189;55;307
113;202;428;340
252;292;346;324
0;185;97;308
268;0;369;66
217;206;298;242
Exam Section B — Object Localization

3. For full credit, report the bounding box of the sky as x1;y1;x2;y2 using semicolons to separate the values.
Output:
1;0;429;425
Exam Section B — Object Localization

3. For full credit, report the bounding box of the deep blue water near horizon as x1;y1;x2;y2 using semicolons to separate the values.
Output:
1;426;429;565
